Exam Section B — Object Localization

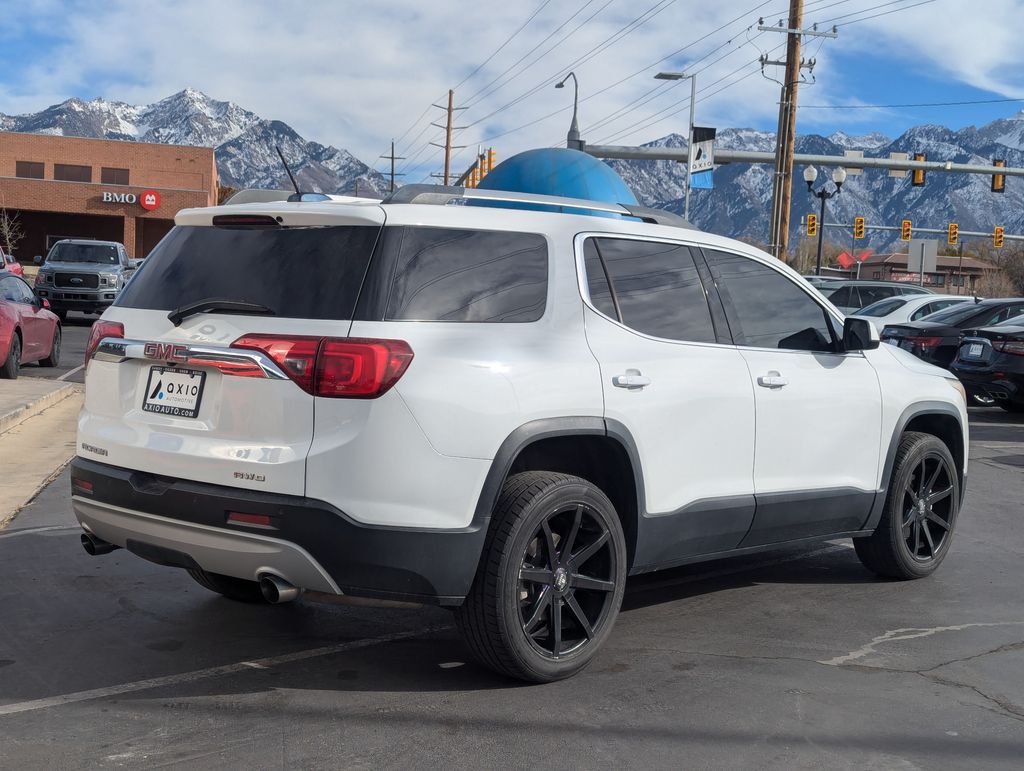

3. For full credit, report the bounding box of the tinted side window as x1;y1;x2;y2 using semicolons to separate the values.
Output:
823;285;853;307
384;228;547;322
858;285;898;306
705;250;836;352
583;243;618;320
13;278;34;303
0;277;17;301
584;238;715;343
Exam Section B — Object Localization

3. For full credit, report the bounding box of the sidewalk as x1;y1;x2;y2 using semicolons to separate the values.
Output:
0;377;82;526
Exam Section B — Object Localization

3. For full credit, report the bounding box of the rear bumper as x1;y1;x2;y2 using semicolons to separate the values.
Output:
70;457;487;605
951;367;1024;405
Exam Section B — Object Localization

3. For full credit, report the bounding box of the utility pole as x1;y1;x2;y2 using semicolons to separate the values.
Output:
379;140;406;193
430;90;467;185
760;3;836;260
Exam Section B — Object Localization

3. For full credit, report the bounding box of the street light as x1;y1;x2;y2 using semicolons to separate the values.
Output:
555;72;581;150
804;165;847;276
654;71;697;222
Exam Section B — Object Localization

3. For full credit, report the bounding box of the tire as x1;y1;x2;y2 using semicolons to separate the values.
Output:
187;568;266;603
455;471;627;683
39;327;61;368
0;334;20;379
55;310;67;322
854;432;960;580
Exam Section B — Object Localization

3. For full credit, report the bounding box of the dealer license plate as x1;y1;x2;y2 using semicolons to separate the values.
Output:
142;366;206;418
967;343;983;358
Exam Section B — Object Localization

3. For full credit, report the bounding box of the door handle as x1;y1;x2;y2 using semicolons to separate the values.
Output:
613;370;651;389
757;371;788;389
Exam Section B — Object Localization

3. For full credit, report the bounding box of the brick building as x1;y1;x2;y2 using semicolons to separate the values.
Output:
857;252;999;294
0;132;216;262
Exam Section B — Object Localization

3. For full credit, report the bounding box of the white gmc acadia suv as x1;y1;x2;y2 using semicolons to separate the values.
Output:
72;185;968;683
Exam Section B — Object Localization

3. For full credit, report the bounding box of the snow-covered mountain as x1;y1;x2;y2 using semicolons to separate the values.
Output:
610;114;1024;250
0;88;389;197
5;88;1023;248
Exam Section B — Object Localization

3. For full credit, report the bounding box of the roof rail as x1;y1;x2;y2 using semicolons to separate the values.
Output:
382;184;695;229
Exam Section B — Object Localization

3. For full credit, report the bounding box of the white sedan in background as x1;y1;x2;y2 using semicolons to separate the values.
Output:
847;293;976;334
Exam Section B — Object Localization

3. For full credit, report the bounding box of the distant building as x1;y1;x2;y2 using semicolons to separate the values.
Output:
857;252;998;294
0;132;217;261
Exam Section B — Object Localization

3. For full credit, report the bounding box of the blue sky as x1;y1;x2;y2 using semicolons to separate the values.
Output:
2;0;1023;180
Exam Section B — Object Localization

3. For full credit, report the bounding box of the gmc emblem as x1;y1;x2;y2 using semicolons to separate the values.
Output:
144;342;189;363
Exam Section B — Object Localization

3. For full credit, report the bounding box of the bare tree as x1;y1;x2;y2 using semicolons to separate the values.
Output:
0;207;23;256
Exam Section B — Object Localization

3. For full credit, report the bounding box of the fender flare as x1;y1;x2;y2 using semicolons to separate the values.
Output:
863;401;966;531
470;417;646;527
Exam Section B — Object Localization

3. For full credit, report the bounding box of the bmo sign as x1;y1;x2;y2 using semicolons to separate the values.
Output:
100;189;161;211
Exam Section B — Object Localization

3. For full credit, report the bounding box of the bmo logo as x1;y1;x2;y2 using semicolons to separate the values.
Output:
140;190;161;211
102;191;138;204
99;189;161;211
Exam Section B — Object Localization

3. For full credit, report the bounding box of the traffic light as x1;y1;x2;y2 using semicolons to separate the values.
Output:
806;213;817;237
912;152;926;186
854;216;865;240
487;148;497;173
947;222;958;245
901;219;912;241
994;226;1005;248
992;159;1006;193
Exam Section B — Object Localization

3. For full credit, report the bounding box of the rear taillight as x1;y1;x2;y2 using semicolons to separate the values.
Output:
316;338;414;398
907;335;943;348
232;335;320;392
85;320;125;364
230;336;413;398
993;340;1024;356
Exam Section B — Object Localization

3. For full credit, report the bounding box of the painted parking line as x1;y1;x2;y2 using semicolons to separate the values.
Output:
57;364;85;381
0;624;450;717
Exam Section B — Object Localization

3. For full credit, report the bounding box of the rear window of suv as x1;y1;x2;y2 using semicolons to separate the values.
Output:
116;225;380;320
117;223;548;323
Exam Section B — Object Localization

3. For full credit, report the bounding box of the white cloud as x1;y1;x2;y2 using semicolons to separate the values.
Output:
1;0;1022;179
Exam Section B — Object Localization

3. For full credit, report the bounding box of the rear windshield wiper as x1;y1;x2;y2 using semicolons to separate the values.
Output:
167;298;277;326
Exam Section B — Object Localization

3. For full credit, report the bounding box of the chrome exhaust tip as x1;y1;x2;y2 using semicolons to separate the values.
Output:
259;574;301;604
81;532;120;556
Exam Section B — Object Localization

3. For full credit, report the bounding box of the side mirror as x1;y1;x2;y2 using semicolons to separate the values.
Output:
129;258;143;269
33;255;42;265
843;317;880;352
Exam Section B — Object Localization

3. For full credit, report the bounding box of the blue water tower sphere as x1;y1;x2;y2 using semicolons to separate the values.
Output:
477;148;638;214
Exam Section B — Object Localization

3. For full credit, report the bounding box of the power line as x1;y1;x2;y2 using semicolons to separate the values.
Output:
387;0;555;174
821;0;933;25
404;0;615;176
452;0;553;91
595;42;785;144
437;0;680;174
835;0;936;26
461;0;603;109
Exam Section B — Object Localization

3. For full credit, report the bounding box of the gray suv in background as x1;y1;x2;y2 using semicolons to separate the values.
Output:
34;240;139;320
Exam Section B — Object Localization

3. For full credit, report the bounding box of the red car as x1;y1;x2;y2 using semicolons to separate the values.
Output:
1;272;61;378
2;252;25;277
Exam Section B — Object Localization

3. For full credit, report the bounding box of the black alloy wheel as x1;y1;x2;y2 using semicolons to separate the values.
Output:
855;432;960;579
456;471;627;682
900;453;955;563
517;502;619;660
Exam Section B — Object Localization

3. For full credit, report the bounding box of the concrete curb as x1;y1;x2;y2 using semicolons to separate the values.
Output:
0;379;77;436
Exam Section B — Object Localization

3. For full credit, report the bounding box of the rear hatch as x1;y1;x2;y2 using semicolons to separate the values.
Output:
79;205;384;496
955;324;1024;369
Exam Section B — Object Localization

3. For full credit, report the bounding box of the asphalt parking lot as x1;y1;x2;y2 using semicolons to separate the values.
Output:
1;409;1022;769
